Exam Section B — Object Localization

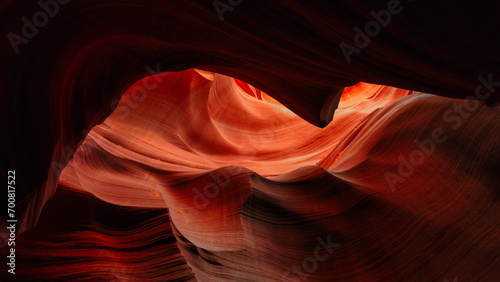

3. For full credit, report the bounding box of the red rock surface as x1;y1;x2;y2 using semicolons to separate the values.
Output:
4;69;499;281
1;1;500;281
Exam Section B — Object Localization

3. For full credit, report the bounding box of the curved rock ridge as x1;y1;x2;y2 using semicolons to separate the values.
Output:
57;69;412;203
7;188;195;281
3;0;500;240
6;69;498;281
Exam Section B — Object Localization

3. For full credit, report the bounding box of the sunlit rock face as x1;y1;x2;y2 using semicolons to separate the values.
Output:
5;69;499;281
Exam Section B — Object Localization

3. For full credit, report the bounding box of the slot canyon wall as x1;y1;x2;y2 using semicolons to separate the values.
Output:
1;0;499;281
